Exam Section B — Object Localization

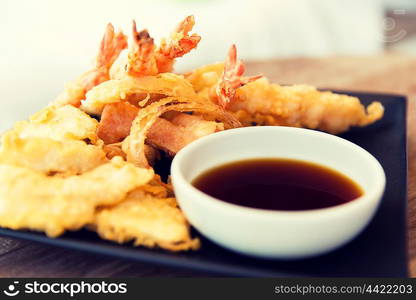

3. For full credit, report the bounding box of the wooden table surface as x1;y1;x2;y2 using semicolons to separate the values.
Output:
0;55;414;277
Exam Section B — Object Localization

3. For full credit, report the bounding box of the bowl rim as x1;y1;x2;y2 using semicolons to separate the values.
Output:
171;126;386;220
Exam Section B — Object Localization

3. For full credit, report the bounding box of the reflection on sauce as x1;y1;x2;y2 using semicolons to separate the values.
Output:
192;158;363;211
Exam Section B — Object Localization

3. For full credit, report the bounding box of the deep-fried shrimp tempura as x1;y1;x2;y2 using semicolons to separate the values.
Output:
80;73;196;115
0;16;386;253
230;79;384;133
188;46;384;134
53;23;127;107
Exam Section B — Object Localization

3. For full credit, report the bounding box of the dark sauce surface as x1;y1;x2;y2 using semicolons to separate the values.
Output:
192;158;363;211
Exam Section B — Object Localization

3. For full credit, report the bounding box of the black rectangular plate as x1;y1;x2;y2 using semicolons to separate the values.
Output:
0;91;408;277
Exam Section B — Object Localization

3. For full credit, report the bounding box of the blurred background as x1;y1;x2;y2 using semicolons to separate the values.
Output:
1;0;415;132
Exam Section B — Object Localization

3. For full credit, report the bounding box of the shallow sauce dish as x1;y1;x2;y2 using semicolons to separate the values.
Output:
171;126;386;259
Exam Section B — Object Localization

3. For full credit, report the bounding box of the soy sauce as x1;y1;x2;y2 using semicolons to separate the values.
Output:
192;158;363;211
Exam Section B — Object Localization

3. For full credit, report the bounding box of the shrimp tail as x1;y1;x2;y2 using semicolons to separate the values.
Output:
96;23;128;69
81;23;128;92
127;20;158;77
54;23;127;107
156;15;201;73
163;15;201;58
359;102;385;126
215;44;262;108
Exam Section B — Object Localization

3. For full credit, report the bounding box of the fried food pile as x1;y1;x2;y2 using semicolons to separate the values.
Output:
0;16;384;251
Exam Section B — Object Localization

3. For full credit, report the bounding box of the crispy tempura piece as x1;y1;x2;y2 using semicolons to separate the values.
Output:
102;143;127;160
0;157;153;237
230;79;384;133
80;73;196;115
98;101;223;156
123;96;240;167
214;45;261;108
53;24;127;107
185;62;224;93
102;143;160;166
13;105;99;143
187;47;383;134
91;190;200;251
155;15;201;73
136;174;173;198
126;21;158;77
0;131;107;175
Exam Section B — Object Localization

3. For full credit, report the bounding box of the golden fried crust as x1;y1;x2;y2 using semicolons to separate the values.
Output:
0;131;107;175
230;79;384;134
14;105;99;143
188;67;384;134
0;157;153;237
91;190;200;251
80;73;197;115
53;80;86;108
102;143;127;160
135;174;174;198
122;96;240;168
185;62;224;92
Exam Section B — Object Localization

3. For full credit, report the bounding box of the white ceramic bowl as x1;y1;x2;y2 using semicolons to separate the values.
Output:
171;126;386;259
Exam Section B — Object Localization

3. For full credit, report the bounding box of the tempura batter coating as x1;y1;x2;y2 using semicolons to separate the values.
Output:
230;79;384;133
187;64;384;134
0;18;386;253
122;96;240;167
92;190;200;251
80;73;196;115
14;105;99;143
97;101;223;159
136;175;173;198
0;131;107;175
185;62;223;93
0;157;153;237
